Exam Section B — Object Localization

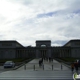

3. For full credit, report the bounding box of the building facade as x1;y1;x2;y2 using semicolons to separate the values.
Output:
0;40;80;59
0;40;23;59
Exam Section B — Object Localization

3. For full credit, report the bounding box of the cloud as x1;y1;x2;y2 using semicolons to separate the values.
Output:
37;11;59;18
52;40;70;46
0;0;80;46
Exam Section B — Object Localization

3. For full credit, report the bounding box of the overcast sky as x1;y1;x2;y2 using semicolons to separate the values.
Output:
0;0;80;46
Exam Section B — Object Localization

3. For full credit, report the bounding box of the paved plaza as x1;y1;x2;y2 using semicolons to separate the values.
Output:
0;70;73;80
17;59;70;71
0;59;79;80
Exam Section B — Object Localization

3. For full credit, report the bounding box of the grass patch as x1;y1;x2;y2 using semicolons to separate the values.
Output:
59;57;80;62
0;58;31;63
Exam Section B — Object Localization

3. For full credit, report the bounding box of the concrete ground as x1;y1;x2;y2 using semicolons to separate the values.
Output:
0;59;79;80
16;59;70;71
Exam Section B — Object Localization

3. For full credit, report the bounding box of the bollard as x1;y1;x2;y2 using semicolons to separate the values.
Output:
43;64;44;70
52;65;53;70
24;64;26;70
61;64;62;70
52;59;53;62
34;65;35;70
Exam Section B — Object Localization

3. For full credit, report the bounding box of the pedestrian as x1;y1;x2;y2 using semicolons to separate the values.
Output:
39;60;41;67
39;58;43;67
74;61;78;73
71;63;74;72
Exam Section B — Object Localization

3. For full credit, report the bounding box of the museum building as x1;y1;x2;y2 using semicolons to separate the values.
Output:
0;39;80;59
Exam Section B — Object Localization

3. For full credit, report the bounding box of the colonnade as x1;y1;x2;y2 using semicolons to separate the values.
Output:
40;50;47;58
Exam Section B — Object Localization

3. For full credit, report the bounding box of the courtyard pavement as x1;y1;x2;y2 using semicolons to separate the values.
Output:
16;58;70;71
0;59;79;80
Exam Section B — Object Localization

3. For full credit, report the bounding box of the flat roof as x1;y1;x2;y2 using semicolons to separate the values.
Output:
64;39;80;46
0;40;23;47
36;40;51;42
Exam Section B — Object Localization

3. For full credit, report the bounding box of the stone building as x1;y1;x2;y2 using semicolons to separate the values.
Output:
0;39;80;59
0;40;23;59
64;40;80;58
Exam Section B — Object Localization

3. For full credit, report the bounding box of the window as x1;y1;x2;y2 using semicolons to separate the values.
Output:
41;45;46;47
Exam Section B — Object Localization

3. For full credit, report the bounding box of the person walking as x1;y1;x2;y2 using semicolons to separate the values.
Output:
74;61;78;73
39;58;43;67
71;63;74;72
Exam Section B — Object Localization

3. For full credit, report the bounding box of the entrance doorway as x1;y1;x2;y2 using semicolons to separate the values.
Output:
40;50;47;59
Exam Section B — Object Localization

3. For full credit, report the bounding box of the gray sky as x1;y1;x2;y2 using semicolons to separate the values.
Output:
0;0;80;46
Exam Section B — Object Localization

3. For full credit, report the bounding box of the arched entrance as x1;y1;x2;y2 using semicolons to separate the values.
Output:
36;40;51;58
